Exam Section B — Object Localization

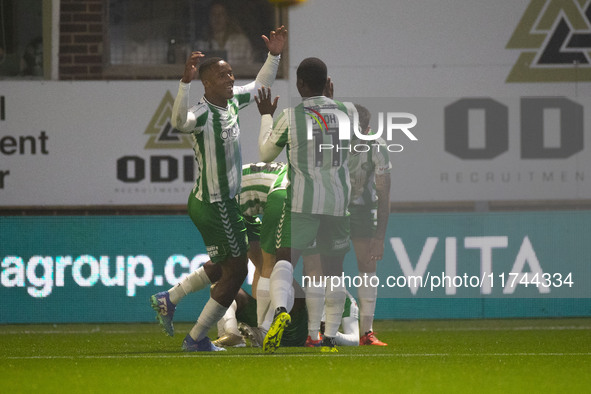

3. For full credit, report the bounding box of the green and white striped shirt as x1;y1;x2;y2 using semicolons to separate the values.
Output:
348;135;392;206
270;161;289;194
172;53;281;202
267;97;355;216
187;90;250;202
240;162;287;216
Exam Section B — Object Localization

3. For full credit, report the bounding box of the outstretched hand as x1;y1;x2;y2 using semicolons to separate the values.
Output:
255;87;279;116
181;51;205;83
262;25;288;56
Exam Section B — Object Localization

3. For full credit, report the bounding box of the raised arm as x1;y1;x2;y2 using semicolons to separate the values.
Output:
255;87;283;162
234;27;286;104
262;25;287;57
254;26;287;88
171;51;204;132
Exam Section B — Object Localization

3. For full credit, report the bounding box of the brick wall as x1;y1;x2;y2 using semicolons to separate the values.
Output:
59;0;104;80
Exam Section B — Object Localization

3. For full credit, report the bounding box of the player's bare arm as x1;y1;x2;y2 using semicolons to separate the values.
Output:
262;25;288;56
370;173;391;261
247;27;286;99
256;87;283;162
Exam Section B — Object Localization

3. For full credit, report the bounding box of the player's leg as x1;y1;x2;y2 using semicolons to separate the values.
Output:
244;215;263;294
239;282;300;348
232;287;261;348
213;300;245;347
302;252;325;347
249;240;262;294
171;261;221;305
318;214;351;353
264;208;313;353
256;250;275;330
149;191;233;337
270;211;316;312
185;258;248;352
320;254;346;353
350;205;386;346
213;289;254;348
256;189;284;332
334;291;360;346
278;286;309;347
182;197;249;352
150;260;221;337
352;237;385;345
263;247;295;353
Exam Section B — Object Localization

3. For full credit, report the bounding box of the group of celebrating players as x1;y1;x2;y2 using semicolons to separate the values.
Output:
150;24;392;353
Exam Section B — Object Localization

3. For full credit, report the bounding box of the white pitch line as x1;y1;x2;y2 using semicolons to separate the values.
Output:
3;352;591;360
1;325;589;335
0;330;151;335
411;326;591;332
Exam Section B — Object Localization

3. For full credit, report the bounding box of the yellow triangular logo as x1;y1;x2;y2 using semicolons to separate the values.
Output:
507;0;591;82
144;91;193;149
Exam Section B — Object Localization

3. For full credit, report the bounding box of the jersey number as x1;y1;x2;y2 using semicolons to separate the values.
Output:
312;126;342;167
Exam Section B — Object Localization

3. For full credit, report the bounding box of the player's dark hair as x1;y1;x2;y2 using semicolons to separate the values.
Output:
296;57;327;93
354;103;371;132
198;57;224;80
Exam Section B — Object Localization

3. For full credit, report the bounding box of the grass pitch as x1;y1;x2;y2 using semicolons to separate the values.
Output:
2;318;590;393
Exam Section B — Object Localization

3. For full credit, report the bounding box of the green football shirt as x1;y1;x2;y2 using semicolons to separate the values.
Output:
187;86;253;202
269;96;356;216
172;53;282;203
239;162;286;216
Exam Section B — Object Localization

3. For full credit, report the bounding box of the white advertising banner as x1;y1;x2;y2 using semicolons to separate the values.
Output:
383;96;591;202
0;81;288;206
1;82;589;205
2;0;591;205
